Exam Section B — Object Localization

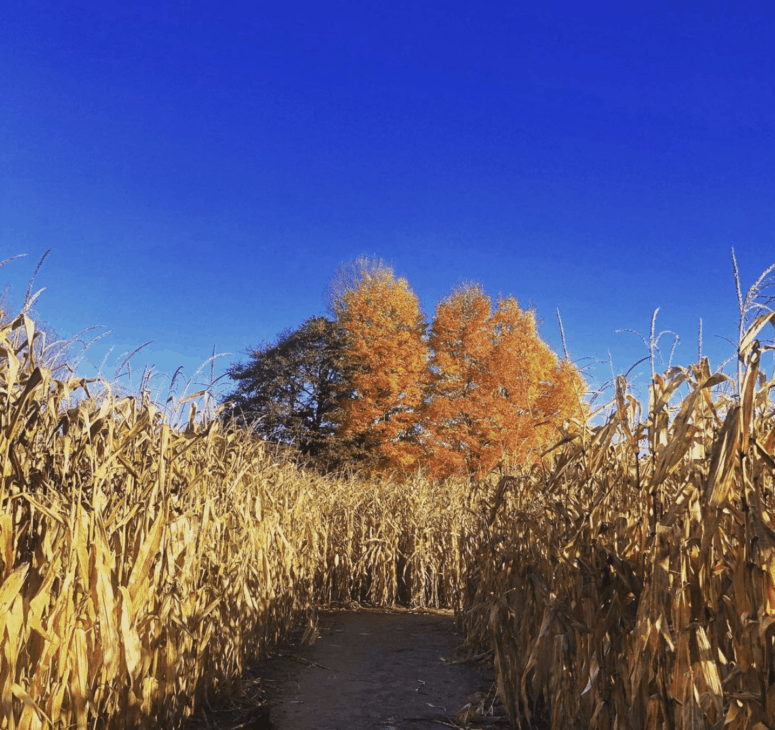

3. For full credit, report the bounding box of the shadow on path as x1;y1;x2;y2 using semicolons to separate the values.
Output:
187;608;503;730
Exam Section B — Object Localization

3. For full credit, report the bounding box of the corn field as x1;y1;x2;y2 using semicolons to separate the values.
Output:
0;311;472;730
1;307;775;730
461;312;775;729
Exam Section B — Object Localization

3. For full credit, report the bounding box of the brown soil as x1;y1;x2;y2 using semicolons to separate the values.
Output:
184;607;505;730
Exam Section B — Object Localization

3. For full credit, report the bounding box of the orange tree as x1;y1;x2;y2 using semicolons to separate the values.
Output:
424;283;584;479
488;296;584;462
332;263;428;472
422;283;497;476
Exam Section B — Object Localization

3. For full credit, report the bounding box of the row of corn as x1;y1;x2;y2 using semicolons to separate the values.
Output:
461;313;775;729
3;305;775;730
0;312;474;730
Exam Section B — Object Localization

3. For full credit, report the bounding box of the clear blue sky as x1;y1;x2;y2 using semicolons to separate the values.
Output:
1;1;774;401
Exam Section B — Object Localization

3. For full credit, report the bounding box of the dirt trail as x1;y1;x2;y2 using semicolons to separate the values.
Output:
186;608;501;730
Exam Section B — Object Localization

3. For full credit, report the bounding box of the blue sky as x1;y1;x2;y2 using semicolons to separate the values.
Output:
1;1;774;402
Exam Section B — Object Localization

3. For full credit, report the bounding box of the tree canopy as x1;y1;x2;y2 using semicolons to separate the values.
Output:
424;284;584;478
323;255;392;314
423;283;499;476
333;265;428;472
223;259;586;477
222;316;351;465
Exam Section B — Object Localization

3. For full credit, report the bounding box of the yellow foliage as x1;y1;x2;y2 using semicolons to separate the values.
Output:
334;268;429;472
424;284;585;478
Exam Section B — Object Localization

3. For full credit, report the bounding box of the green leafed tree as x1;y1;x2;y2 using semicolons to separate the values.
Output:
222;316;353;467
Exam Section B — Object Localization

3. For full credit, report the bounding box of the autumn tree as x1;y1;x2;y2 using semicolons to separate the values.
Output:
332;260;428;472
222;316;353;466
488;296;583;462
324;254;392;314
422;283;498;476
424;283;583;479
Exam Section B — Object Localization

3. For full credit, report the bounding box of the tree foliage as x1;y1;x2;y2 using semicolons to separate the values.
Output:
423;283;496;476
323;255;392;314
223;316;350;464
225;259;585;478
333;265;428;472
424;283;584;479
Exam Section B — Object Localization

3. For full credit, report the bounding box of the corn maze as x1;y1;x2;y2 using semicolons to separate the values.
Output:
1;308;775;730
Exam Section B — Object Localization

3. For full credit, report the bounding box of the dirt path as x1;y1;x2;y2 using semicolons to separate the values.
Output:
186;608;502;730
